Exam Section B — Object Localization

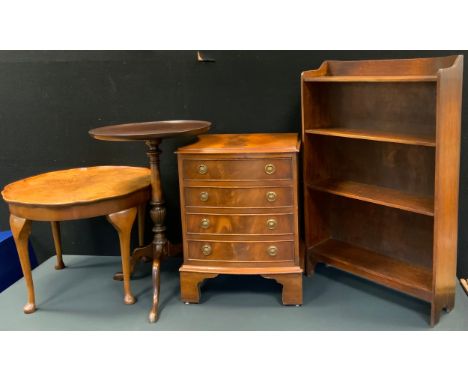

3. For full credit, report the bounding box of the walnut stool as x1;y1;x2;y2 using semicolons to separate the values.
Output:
1;166;150;314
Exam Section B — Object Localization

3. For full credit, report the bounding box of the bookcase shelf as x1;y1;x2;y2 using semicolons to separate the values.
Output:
310;238;433;301
301;55;463;326
307;179;434;216
305;127;435;147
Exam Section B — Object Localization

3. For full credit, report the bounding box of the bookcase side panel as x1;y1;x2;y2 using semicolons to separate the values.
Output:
432;56;464;316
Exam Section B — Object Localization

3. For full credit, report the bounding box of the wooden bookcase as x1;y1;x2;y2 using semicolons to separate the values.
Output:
301;55;463;325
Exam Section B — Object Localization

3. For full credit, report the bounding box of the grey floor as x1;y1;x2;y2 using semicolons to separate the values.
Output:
0;255;467;330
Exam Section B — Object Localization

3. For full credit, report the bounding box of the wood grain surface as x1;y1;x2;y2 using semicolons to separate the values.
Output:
2;166;150;206
89;120;211;141
177;133;302;305
301;55;463;326
177;133;300;154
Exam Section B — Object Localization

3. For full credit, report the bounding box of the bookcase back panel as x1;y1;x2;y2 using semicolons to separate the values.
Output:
306;135;435;197
304;82;436;138
314;192;434;269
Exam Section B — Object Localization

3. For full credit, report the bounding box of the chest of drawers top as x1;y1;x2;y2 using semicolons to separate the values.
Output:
176;133;300;155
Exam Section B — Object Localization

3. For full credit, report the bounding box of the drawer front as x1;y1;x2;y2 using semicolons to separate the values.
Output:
182;158;293;180
184;187;293;208
187;240;294;262
186;213;294;235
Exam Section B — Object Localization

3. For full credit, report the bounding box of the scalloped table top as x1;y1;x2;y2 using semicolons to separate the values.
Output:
2;166;151;207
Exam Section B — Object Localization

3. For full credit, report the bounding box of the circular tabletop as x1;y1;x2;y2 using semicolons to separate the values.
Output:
89;120;212;142
2;166;151;207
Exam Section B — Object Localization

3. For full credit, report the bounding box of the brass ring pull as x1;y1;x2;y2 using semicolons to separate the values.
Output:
200;191;209;202
201;244;212;256
266;218;277;230
265;163;276;175
266;191;277;202
267;245;278;257
198;164;208;175
200;218;210;229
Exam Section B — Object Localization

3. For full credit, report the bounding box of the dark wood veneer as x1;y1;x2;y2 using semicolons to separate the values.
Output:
177;133;303;305
302;55;463;326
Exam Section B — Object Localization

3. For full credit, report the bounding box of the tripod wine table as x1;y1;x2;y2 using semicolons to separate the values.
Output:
89;120;211;322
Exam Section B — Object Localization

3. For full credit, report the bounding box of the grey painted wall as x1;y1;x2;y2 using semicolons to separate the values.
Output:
0;51;466;275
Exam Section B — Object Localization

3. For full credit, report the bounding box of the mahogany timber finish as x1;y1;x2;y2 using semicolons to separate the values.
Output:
308;178;434;216
1;166;151;314
89;120;211;323
88;120;211;141
301;55;464;326
177;133;303;306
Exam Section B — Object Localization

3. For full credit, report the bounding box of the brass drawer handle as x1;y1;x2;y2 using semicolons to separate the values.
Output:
201;244;212;256
200;191;209;202
198;164;208;175
266;191;277;202
200;218;210;229
265;163;276;175
267;245;278;257
266;218;277;230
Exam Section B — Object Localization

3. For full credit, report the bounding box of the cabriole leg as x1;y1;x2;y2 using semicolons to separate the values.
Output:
10;215;36;314
107;207;138;305
148;253;161;323
50;221;65;270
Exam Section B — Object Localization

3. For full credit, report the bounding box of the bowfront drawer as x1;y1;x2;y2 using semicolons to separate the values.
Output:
182;158;293;180
187;240;294;262
186;213;294;235
184;187;293;208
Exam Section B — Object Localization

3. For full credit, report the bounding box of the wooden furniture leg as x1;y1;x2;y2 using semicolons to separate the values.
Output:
148;254;161;322
112;243;153;281
146;139;167;322
107;207;138;305
430;299;442;327
10;215;36;314
111;202;150;282
180;271;219;303
50;221;65;270
430;293;455;326
261;273;303;306
305;251;318;277
461;278;468;295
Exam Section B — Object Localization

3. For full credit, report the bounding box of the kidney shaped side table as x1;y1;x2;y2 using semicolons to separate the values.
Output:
89;120;211;322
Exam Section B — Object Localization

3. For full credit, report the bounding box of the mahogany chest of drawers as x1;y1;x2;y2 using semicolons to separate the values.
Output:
176;133;303;305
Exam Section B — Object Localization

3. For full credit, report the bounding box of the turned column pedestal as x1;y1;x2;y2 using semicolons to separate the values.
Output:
89;120;211;322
